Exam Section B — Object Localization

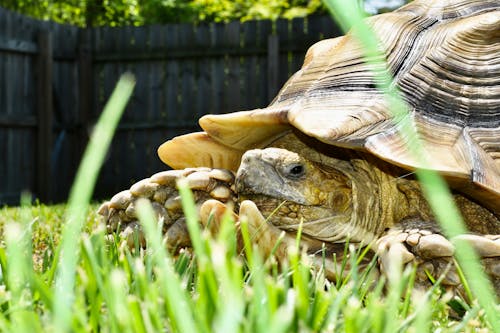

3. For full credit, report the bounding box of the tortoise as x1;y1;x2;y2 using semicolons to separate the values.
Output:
99;0;500;293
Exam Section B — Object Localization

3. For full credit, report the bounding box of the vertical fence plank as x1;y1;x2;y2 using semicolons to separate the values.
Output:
0;6;5;198
165;24;180;125
241;20;258;110
276;19;290;85
321;15;342;39
36;30;53;202
147;24;167;175
211;23;225;114
78;28;92;159
0;10;5;112
225;21;241;111
179;24;196;126
149;25;165;121
291;18;306;73
4;11;15;197
307;15;325;42
267;34;279;103
258;20;272;106
195;24;211;117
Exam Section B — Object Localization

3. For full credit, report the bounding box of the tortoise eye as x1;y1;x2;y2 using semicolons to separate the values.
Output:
285;163;305;179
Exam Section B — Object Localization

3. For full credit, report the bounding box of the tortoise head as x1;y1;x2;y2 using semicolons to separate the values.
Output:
235;148;377;243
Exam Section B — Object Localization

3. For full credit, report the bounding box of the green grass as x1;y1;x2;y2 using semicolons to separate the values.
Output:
0;1;498;331
0;197;495;332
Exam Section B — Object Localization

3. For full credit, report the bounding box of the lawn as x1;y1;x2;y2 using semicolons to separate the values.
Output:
0;199;495;332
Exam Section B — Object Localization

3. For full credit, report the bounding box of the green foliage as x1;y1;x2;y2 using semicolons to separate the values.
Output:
83;0;143;26
0;0;414;26
0;0;141;26
0;0;326;26
52;74;135;332
0;0;51;20
190;0;325;23
138;0;197;24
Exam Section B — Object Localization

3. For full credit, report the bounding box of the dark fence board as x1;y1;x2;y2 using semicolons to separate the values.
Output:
225;21;241;112
0;8;341;204
36;31;53;202
195;24;211;119
276;19;290;87
259;20;273;105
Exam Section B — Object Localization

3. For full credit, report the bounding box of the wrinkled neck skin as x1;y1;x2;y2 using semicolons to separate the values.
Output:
333;157;410;241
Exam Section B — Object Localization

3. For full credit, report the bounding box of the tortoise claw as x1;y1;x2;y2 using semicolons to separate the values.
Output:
130;178;159;197
239;200;296;260
415;234;454;259
376;229;455;261
199;199;232;234
121;221;146;248
376;237;415;277
376;228;456;289
452;234;500;257
97;201;110;217
109;190;133;210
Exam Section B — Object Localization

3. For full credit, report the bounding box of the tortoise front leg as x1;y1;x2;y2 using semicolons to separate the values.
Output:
375;221;500;295
98;168;237;251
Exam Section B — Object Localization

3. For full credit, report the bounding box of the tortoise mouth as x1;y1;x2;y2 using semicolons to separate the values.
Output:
238;193;358;243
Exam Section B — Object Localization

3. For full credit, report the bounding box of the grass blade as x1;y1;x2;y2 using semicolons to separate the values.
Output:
135;198;199;333
52;74;135;332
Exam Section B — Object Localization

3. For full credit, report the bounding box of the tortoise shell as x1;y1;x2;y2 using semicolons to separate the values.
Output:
158;0;500;214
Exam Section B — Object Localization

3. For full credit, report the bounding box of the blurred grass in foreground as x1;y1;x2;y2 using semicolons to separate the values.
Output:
0;3;498;332
0;199;493;332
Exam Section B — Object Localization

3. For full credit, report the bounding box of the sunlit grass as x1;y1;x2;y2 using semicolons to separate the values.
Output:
53;73;135;332
0;198;493;332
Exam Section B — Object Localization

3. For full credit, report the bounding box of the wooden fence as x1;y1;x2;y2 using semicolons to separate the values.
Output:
0;7;341;205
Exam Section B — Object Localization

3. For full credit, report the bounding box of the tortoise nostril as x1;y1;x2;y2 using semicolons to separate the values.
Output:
241;155;253;165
